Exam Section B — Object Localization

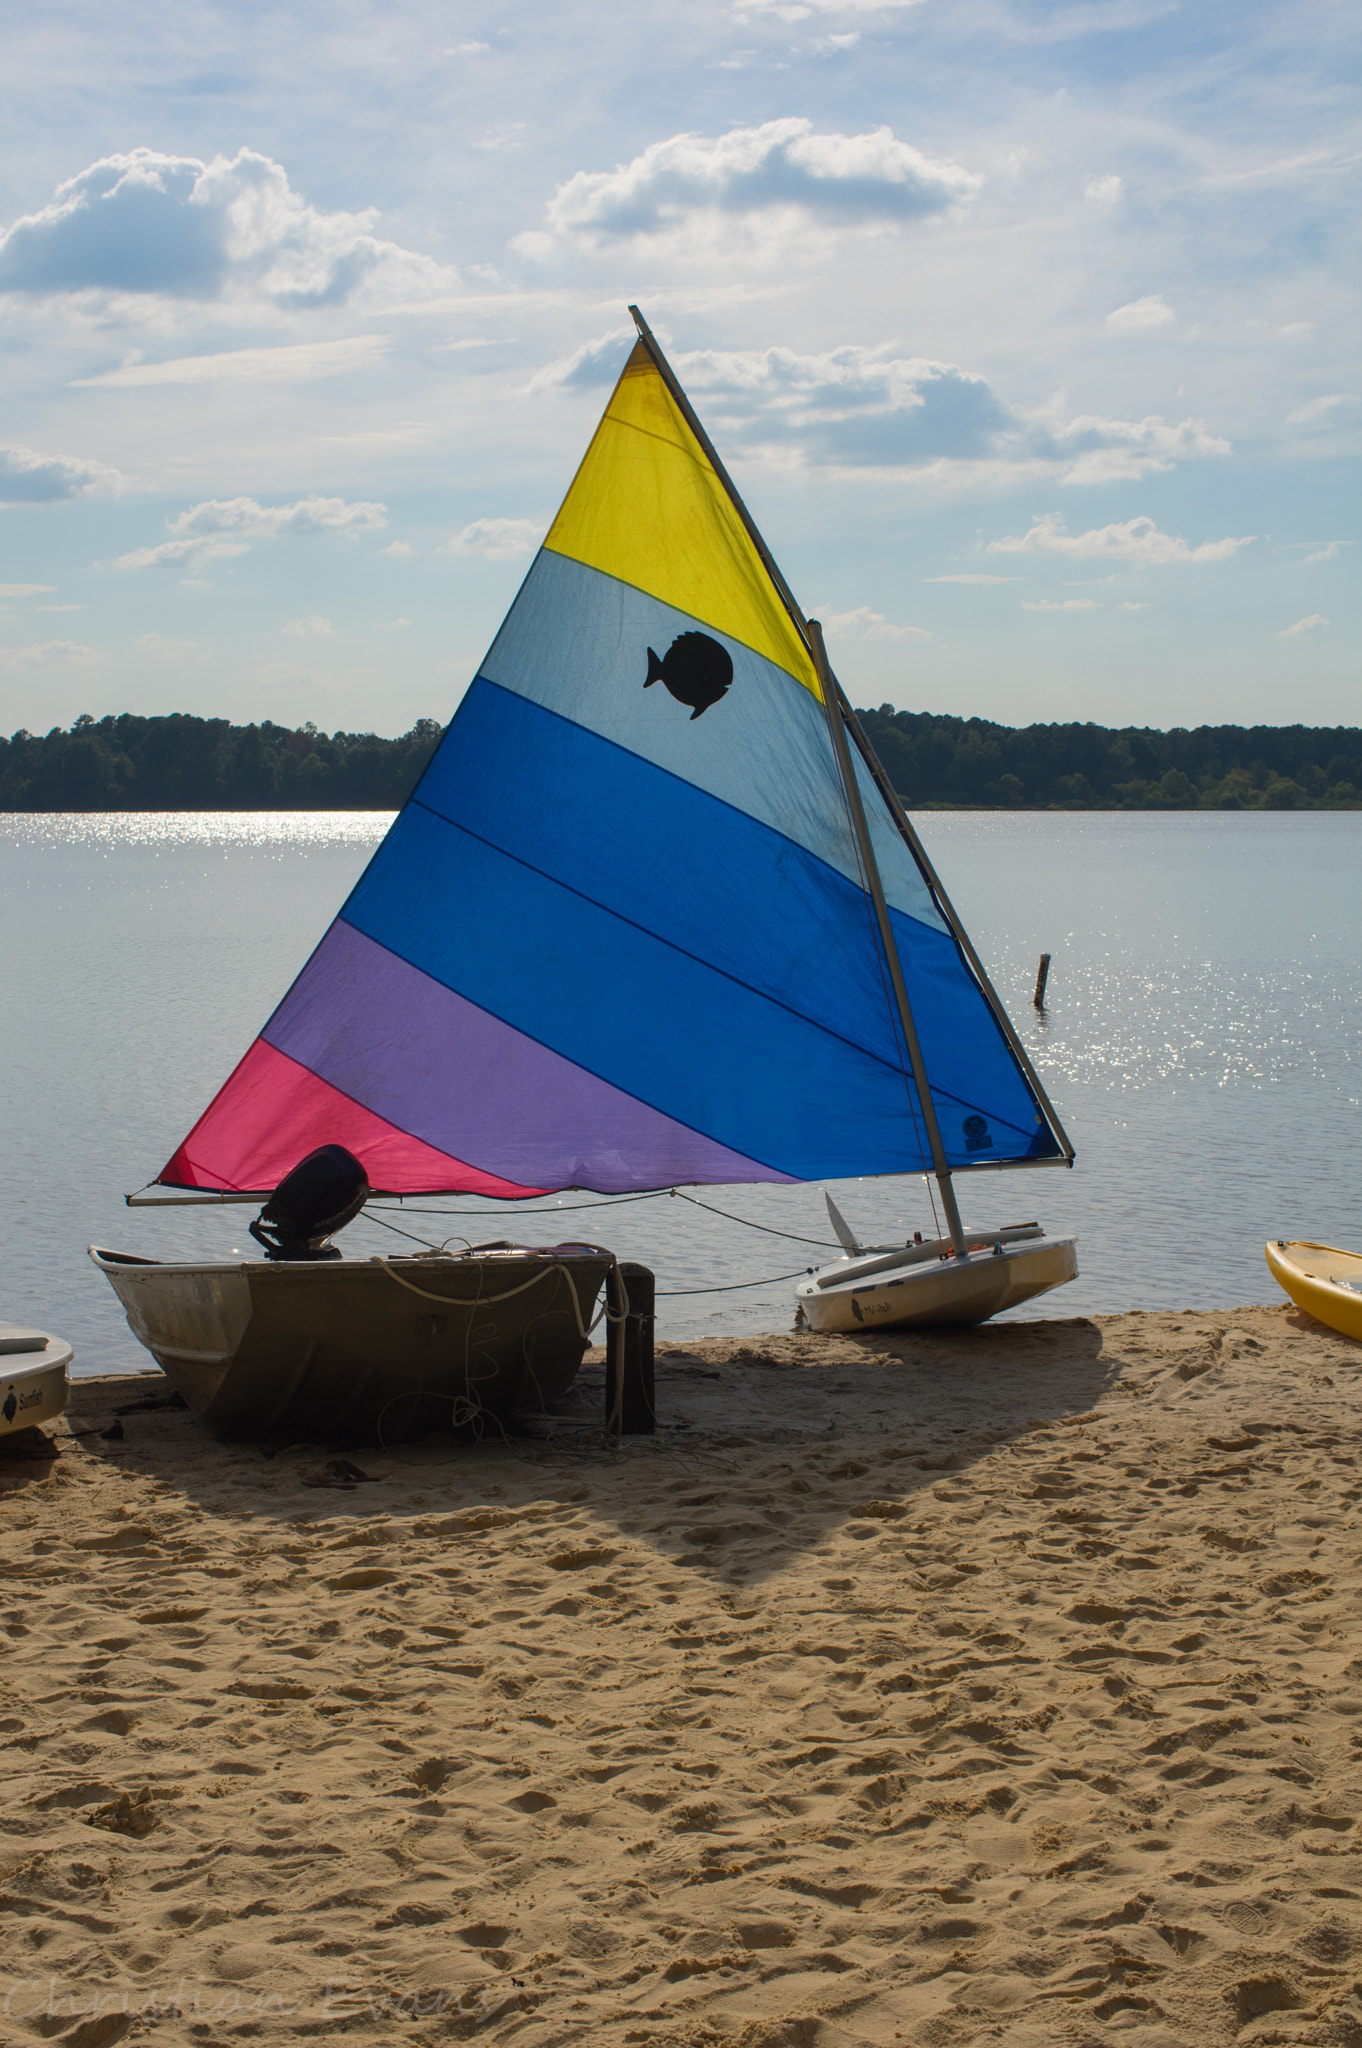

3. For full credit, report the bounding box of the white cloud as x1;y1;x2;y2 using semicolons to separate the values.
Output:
74;335;391;389
134;632;209;660
1107;294;1175;330
1022;597;1099;611
0;444;122;504
1084;175;1123;203
447;41;490;53
1297;540;1350;565
0;639;106;670
448;517;541;559
925;573;1018;584
1209;148;1334;188
0;148;451;310
819;605;928;640
0;583;56;597
541;335;1228;483
1118;601;1149;611
381;539;415;557
116;494;387;571
534;326;641;391
813;33;861;50
1286;393;1360;427
117;537;252;572
515;120;979;259
988;513;1254;564
739;0;925;13
256;658;377;695
473;126;527;154
1279;613;1329;637
1024;405;1227;483
283;614;334;639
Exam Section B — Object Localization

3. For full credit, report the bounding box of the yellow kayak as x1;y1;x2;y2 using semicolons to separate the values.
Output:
1265;1239;1362;1341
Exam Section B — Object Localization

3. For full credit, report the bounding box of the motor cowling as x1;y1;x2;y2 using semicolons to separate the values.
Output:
249;1145;370;1262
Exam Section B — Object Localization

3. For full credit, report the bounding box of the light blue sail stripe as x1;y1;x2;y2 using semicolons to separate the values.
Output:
477;547;948;936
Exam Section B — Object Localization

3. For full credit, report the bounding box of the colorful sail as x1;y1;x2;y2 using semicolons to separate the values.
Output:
160;337;1066;1195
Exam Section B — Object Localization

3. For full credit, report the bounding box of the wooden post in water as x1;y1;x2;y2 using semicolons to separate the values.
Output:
1033;953;1052;1010
605;1263;655;1435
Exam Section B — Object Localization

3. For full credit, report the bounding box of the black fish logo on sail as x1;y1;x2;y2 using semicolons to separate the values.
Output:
644;632;733;720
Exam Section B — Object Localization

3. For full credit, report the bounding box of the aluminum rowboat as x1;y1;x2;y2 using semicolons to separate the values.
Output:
90;1245;613;1441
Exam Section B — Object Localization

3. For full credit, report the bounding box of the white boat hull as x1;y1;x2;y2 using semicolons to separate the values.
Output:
795;1234;1078;1333
1;1331;73;1438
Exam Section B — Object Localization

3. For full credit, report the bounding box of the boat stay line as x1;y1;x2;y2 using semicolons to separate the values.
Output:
656;1267;814;1297
372;1186;843;1247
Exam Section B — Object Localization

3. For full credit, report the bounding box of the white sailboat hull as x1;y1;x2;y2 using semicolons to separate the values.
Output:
795;1233;1078;1333
1;1331;72;1438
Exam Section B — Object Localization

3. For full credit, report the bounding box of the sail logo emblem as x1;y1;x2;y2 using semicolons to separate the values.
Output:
963;1115;994;1153
644;632;733;720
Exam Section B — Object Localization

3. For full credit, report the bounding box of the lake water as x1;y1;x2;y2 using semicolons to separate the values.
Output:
4;810;1360;1377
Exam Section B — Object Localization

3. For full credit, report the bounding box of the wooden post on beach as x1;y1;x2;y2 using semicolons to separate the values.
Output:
606;1263;655;1435
1033;953;1051;1010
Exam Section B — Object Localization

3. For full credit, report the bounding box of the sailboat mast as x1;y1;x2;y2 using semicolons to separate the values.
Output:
807;623;969;1256
837;703;1074;1167
627;305;970;1256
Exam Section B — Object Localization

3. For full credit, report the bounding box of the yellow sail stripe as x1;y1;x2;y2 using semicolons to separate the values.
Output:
544;342;820;700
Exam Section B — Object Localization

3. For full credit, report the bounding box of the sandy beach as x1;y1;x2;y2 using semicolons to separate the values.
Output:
4;1304;1362;2046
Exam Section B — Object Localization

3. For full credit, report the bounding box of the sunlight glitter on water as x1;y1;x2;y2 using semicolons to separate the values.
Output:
3;811;397;853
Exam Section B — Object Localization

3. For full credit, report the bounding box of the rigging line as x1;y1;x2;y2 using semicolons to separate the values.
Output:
365;1210;444;1248
369;1186;840;1248
665;1189;839;1248
368;1191;666;1218
368;1205;811;1299
656;1267;813;1296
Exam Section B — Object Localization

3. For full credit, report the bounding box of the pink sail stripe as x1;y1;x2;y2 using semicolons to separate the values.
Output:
159;1039;548;1197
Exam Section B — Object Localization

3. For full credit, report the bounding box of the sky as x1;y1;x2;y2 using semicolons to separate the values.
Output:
0;0;1357;739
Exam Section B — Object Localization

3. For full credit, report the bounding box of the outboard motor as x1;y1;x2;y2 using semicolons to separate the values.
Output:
249;1145;370;1262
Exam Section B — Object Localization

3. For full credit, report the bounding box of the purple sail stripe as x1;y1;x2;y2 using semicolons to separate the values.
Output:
261;920;794;1193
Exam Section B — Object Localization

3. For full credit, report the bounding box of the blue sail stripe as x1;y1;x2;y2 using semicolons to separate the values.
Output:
344;811;932;1179
344;693;1055;1172
414;680;1043;1143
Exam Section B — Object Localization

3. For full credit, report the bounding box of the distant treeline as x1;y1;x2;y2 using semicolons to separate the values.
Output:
0;713;444;811
857;709;1362;810
3;708;1362;812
